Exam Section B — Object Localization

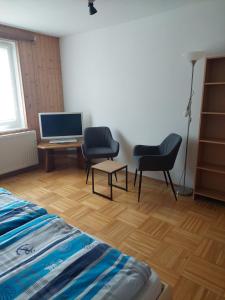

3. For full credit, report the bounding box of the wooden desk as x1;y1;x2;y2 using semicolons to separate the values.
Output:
38;140;84;172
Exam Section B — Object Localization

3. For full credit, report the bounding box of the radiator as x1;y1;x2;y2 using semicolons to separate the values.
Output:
0;130;38;175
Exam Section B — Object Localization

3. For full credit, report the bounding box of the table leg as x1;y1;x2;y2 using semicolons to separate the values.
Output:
125;166;128;191
111;166;128;192
107;173;110;186
109;173;113;200
92;168;95;193
92;170;112;200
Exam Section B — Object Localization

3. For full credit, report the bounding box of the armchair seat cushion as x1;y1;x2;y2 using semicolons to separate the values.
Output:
85;147;117;159
133;145;160;156
133;134;182;171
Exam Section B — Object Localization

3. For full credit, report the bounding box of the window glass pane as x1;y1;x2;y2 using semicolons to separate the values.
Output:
0;47;17;122
0;41;26;132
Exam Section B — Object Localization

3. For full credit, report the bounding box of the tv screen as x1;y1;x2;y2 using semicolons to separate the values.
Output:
39;113;83;139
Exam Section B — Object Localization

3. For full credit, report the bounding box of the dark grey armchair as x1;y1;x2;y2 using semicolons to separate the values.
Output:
81;127;119;183
133;133;182;201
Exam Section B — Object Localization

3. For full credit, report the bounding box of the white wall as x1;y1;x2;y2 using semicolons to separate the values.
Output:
60;0;225;188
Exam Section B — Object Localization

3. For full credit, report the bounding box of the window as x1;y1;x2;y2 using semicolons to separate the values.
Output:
0;40;26;132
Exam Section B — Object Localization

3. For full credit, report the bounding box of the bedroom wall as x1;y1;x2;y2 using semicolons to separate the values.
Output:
60;0;225;188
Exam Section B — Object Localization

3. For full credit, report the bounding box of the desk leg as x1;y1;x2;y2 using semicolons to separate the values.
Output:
45;149;55;172
77;147;84;169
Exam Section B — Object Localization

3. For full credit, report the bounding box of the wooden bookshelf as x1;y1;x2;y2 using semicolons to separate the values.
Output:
194;56;225;202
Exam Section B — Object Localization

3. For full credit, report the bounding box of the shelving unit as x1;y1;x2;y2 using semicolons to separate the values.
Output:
194;56;225;202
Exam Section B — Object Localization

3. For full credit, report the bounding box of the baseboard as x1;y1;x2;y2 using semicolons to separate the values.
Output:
0;164;39;179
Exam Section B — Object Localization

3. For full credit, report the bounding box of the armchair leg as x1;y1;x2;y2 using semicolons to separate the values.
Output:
138;171;142;202
166;171;177;201
163;171;168;187
86;162;91;184
114;172;118;182
134;169;137;186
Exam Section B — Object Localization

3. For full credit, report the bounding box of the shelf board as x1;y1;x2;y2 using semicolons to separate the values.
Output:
194;188;225;202
207;56;225;60
202;112;225;116
205;82;225;85
199;138;225;145
197;163;225;175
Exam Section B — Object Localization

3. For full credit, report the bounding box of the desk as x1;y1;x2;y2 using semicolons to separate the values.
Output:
38;141;84;172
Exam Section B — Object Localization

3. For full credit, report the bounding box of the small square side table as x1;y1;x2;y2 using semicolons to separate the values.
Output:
91;160;128;200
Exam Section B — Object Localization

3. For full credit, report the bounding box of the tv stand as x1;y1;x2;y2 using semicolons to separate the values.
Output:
38;140;84;172
49;138;78;144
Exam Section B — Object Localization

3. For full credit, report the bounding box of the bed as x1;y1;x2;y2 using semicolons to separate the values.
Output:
0;188;172;300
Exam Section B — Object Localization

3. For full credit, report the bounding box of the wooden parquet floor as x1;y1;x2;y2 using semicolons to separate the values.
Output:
1;163;225;300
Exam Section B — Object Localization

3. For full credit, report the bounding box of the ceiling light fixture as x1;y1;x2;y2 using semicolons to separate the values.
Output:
88;0;97;15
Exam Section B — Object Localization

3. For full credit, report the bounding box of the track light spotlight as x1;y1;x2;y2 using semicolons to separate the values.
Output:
88;0;97;15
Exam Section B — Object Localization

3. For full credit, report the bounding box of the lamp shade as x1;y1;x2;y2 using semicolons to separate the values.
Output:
186;51;205;63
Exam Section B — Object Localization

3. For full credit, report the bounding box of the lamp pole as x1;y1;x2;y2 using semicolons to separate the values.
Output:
176;51;204;197
177;60;196;196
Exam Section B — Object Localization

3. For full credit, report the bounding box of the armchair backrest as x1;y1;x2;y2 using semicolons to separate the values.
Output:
84;127;113;148
159;133;182;168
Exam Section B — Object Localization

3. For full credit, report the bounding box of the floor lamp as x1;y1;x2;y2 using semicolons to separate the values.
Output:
176;51;204;196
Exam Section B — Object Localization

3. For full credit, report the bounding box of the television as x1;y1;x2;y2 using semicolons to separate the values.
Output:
39;112;83;142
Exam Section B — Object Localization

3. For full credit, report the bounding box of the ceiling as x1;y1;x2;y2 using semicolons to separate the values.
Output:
0;0;207;37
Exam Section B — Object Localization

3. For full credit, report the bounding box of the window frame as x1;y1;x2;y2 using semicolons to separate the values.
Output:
0;39;27;133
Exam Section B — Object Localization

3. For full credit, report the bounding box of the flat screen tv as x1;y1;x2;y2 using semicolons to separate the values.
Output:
39;112;83;141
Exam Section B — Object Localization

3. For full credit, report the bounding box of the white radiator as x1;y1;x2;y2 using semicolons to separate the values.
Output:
0;130;38;175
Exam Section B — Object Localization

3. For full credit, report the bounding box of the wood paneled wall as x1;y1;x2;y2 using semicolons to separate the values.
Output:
17;33;64;141
0;24;35;41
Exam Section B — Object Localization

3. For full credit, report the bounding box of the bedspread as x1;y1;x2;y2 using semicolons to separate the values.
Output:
0;189;151;300
0;188;47;235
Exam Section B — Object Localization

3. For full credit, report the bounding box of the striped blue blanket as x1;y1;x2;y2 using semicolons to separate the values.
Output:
0;189;151;300
0;188;47;235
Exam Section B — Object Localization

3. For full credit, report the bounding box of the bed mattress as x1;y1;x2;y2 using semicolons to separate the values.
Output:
136;269;162;300
0;188;162;300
